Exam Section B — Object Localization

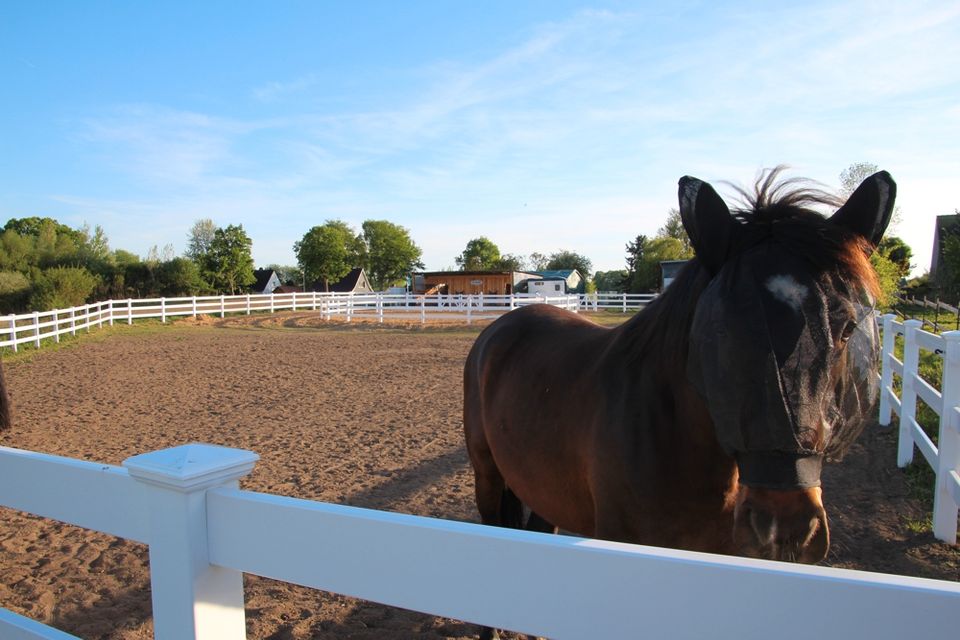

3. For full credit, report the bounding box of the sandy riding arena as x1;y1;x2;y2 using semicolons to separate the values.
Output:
0;312;957;639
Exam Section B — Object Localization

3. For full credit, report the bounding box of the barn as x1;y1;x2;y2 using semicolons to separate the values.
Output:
411;271;540;296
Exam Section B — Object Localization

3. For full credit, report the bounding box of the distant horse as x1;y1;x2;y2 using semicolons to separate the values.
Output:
464;168;894;582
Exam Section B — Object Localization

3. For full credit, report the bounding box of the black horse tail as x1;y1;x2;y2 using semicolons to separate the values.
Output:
0;364;11;431
500;487;525;529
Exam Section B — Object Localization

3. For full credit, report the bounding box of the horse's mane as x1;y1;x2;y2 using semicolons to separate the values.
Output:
619;167;881;363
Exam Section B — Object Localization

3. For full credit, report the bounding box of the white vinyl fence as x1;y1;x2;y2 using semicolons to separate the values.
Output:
878;314;960;543
1;443;958;640
0;291;647;352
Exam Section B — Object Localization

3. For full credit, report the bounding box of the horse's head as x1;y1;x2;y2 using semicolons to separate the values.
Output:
678;168;895;563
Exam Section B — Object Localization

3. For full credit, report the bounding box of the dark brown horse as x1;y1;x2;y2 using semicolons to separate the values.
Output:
464;169;894;580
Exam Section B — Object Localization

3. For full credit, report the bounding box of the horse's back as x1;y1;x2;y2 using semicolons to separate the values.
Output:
463;305;613;532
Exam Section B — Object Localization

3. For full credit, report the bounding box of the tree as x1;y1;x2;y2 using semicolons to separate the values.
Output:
157;258;208;296
4;217;83;243
204;225;255;294
528;252;549;271
593;269;628;292
656;208;693;255
361;220;424;290
28;266;100;311
295;220;364;291
545;250;593;279
494;253;526;271
186;218;217;262
455;237;501;270
877;236;912;279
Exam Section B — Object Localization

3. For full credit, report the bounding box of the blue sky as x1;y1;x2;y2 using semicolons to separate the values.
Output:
2;1;958;276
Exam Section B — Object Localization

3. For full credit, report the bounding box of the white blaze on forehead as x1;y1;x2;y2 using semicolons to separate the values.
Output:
766;274;809;311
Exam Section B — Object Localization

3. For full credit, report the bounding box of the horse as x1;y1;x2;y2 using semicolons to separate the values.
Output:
464;168;894;593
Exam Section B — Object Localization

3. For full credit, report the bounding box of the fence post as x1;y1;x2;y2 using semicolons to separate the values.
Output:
898;319;923;467
192;297;197;318
420;295;426;324
622;293;627;313
221;295;226;319
70;308;76;336
269;294;274;314
128;299;133;325
54;311;61;344
33;312;40;348
8;315;16;353
377;296;384;323
108;300;114;326
123;444;257;640
246;294;251;315
97;302;104;329
879;314;897;426
161;299;167;323
933;331;960;542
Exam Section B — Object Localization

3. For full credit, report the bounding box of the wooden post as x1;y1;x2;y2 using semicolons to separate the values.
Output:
879;314;897;426
420;295;426;324
221;295;226;319
933;331;960;542
54;311;61;344
292;292;298;312
269;294;274;314
70;308;77;336
128;299;133;325
377;296;384;323
161;299;167;324
192;297;197;318
33;312;40;348
123;444;257;640
246;294;251;315
898;319;923;467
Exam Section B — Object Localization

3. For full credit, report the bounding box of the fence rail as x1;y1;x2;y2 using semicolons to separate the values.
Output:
878;314;960;543
1;443;958;640
0;291;651;352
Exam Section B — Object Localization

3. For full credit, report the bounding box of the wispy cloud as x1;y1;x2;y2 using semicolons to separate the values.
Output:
55;1;960;272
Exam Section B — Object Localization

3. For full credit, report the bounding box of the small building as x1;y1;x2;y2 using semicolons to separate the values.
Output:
530;270;585;294
311;267;374;294
412;271;539;296
528;278;567;296
251;269;282;294
659;260;688;290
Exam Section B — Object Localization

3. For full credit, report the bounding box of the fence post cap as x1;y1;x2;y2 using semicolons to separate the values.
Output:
941;330;960;342
123;443;258;492
904;319;924;328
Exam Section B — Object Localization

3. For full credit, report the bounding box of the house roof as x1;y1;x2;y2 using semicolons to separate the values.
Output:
252;269;279;292
314;267;373;293
532;269;582;281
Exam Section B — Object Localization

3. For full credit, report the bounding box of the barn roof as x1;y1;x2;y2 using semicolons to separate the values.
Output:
316;267;373;293
252;269;279;293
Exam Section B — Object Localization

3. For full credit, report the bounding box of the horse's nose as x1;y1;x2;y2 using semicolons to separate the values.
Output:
734;486;829;563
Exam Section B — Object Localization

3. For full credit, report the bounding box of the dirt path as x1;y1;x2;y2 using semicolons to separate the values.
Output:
0;313;956;639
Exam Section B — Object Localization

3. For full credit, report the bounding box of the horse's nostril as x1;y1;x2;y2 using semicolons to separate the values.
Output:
749;507;776;545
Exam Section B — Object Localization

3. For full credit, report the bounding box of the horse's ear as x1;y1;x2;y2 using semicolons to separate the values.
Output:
678;176;733;274
829;171;896;248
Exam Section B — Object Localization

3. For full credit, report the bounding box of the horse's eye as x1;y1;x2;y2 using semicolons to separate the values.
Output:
839;321;857;344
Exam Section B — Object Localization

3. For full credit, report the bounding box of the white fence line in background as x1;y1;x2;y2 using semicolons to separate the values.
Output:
1;443;957;640
879;314;960;543
0;291;653;352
